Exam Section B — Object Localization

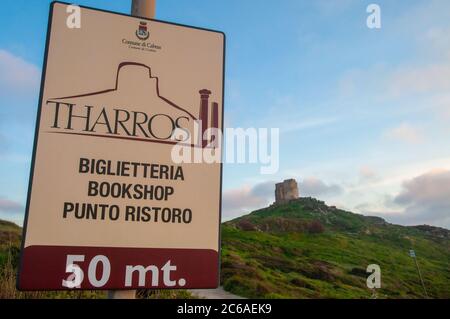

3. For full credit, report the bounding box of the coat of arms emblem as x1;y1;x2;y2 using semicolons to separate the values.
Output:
136;21;150;40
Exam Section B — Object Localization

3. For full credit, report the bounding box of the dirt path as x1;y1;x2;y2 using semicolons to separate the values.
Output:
189;286;245;299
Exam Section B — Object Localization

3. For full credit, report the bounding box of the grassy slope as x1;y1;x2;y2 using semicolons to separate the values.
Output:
2;199;449;299
0;220;21;242
0;220;21;269
221;198;450;299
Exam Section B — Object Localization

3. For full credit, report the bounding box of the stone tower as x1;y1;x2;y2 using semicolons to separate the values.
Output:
275;179;299;204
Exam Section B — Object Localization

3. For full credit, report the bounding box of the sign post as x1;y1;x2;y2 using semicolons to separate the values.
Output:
409;249;428;298
132;0;156;19
107;0;157;299
17;1;225;295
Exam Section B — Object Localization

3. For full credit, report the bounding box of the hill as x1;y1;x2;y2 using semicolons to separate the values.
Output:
221;197;450;298
1;200;449;299
0;220;21;244
0;220;21;268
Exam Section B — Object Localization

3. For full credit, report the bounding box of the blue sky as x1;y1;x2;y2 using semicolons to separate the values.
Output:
1;0;450;228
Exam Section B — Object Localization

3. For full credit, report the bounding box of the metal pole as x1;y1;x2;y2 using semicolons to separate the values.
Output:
107;0;156;300
413;256;428;298
131;0;156;19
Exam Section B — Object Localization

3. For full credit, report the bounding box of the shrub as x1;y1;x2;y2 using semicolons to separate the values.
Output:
307;220;325;234
290;278;314;289
236;219;256;231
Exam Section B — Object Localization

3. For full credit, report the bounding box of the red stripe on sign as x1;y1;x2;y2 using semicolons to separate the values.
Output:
18;246;219;290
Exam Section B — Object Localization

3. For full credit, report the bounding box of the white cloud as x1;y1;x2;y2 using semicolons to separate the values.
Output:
393;169;450;206
299;177;343;197
359;166;378;182
0;197;24;214
423;27;450;59
0;49;40;94
222;181;274;221
383;123;424;144
388;63;450;97
337;60;450;103
280;117;338;134
335;8;450;106
427;93;450;119
361;169;450;229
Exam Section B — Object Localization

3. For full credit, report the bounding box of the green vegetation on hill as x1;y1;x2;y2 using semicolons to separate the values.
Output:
0;220;21;270
221;197;450;299
0;220;21;242
1;198;449;299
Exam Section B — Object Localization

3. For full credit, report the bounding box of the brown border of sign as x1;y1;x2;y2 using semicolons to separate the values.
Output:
17;0;226;291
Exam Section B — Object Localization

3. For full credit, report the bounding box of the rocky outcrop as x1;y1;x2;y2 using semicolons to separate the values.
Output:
274;179;299;204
